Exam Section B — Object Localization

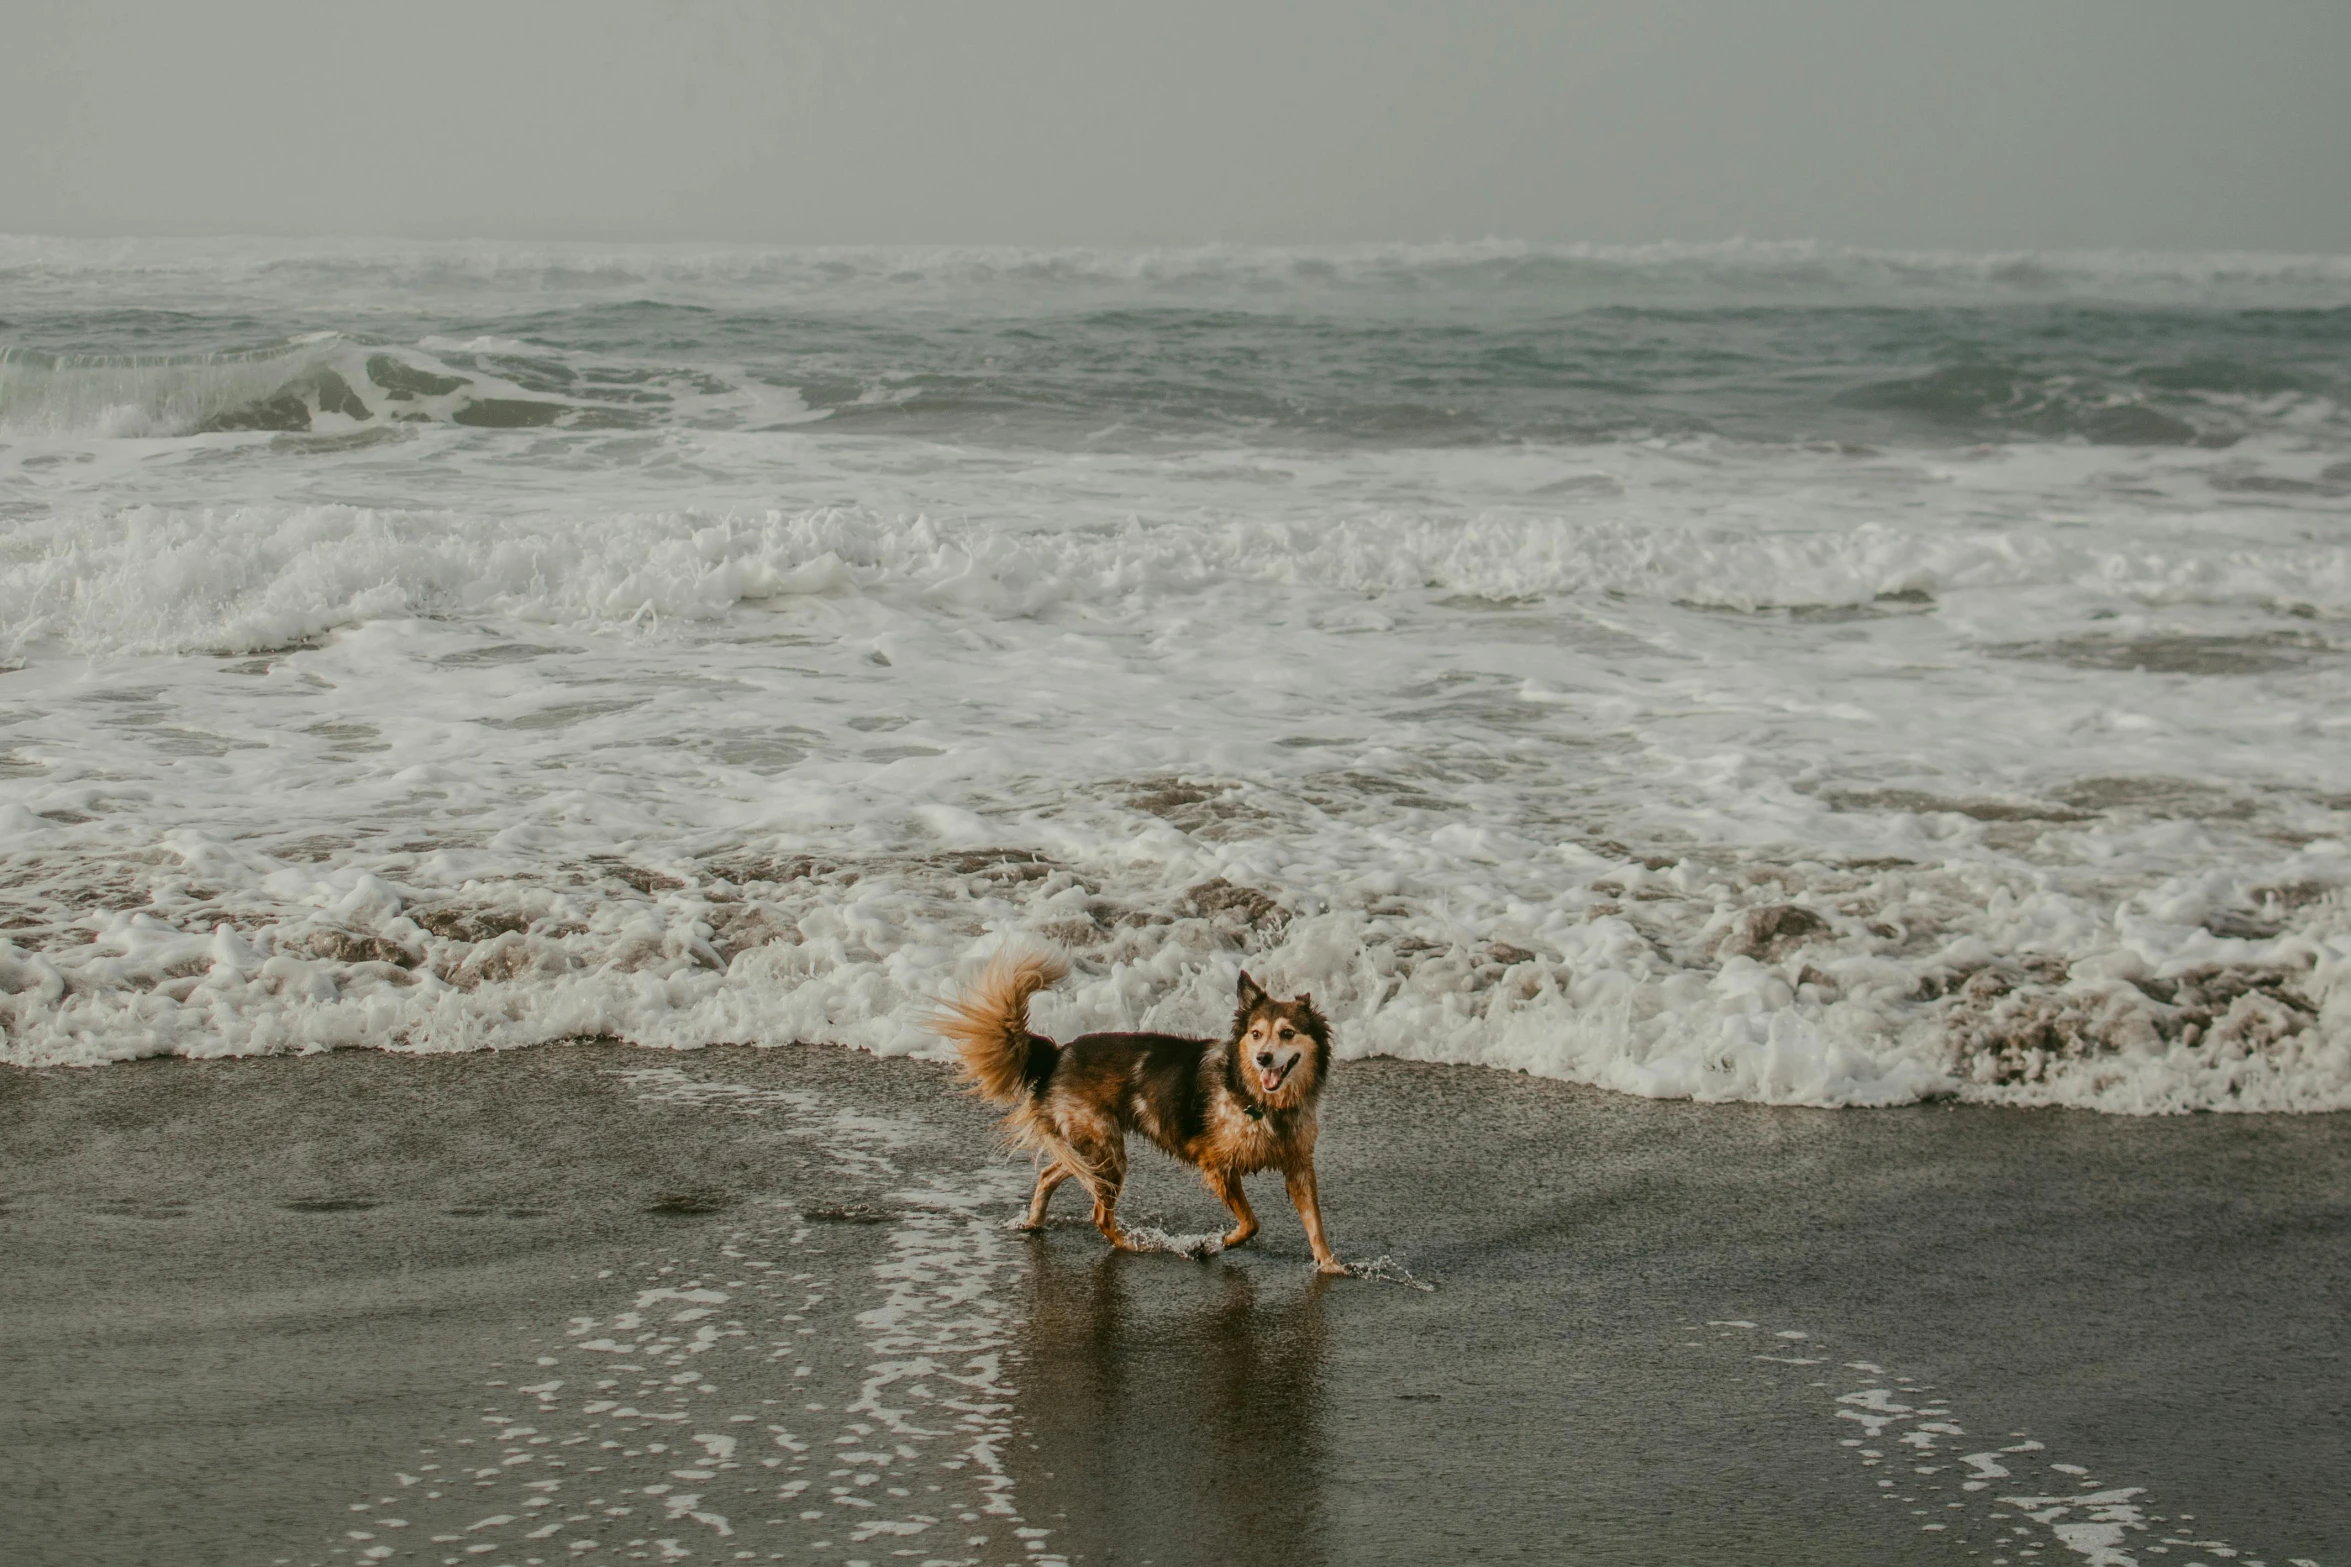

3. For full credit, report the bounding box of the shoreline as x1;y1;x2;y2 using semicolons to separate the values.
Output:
3;1040;2346;1565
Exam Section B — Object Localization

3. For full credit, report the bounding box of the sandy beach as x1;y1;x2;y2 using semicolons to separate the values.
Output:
4;1042;2343;1566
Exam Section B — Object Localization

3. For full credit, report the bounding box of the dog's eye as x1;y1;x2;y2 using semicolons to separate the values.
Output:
1278;1027;1295;1041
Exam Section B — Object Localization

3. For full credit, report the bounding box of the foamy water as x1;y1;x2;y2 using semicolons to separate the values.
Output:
1697;1319;2320;1567
3;237;2348;1111
307;1067;1055;1567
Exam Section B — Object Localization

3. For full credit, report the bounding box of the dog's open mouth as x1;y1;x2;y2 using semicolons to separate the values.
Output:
1257;1061;1294;1095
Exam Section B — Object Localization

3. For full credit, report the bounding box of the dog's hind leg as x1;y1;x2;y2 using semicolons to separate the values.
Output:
1205;1165;1259;1249
1067;1139;1144;1253
1013;1159;1076;1231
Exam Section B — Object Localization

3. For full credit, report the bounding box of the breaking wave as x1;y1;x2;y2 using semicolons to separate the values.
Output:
0;337;362;439
0;335;755;440
7;500;2351;660
2;843;2346;1114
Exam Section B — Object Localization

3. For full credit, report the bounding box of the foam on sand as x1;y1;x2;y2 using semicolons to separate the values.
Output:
1697;1319;2321;1567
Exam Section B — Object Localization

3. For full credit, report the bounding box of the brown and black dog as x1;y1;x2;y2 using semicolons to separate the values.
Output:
930;950;1343;1273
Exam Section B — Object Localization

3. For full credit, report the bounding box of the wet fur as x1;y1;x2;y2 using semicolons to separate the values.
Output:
930;950;1343;1272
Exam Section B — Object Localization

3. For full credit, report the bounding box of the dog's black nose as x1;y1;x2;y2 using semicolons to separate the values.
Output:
1256;1052;1275;1068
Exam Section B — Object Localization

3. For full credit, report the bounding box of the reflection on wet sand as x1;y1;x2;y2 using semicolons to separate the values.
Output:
1013;1237;1332;1566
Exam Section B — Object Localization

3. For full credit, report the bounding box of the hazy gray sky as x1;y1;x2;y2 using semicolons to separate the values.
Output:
5;0;2347;252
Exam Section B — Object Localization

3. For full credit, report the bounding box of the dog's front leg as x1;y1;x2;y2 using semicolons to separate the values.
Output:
1283;1159;1344;1275
1206;1166;1258;1249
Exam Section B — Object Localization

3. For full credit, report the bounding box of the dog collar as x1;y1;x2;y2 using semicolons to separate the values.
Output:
1245;1104;1265;1121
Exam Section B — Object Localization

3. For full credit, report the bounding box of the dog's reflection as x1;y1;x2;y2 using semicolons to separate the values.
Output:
1013;1235;1330;1566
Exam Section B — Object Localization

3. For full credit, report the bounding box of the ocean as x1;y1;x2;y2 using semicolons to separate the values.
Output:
3;235;2348;1112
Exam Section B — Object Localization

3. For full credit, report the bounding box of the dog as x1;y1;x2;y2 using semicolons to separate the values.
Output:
929;950;1344;1274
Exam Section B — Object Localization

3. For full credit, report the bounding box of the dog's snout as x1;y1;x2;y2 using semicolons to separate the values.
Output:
1256;1051;1276;1068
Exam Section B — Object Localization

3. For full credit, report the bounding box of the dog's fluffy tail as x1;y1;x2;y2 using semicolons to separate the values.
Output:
930;947;1068;1104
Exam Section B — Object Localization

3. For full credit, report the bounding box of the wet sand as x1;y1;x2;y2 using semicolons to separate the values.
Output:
2;1042;2345;1567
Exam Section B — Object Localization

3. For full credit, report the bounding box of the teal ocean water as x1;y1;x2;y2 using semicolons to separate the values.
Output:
3;238;2348;1110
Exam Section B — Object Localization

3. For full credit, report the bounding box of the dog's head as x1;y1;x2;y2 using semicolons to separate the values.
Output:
1230;970;1331;1111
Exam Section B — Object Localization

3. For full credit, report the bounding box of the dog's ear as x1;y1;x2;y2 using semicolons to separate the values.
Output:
1296;992;1329;1040
1236;970;1267;1010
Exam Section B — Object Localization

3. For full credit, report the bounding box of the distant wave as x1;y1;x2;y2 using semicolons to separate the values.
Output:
5;324;2341;450
6;235;2351;309
8;236;2347;449
0;337;363;438
0;335;800;440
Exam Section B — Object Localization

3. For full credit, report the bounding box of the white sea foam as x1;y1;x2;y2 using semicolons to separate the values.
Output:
2;470;2347;1109
7;451;2351;659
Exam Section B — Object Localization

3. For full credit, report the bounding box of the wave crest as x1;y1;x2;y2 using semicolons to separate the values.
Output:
6;498;2349;659
0;336;651;439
